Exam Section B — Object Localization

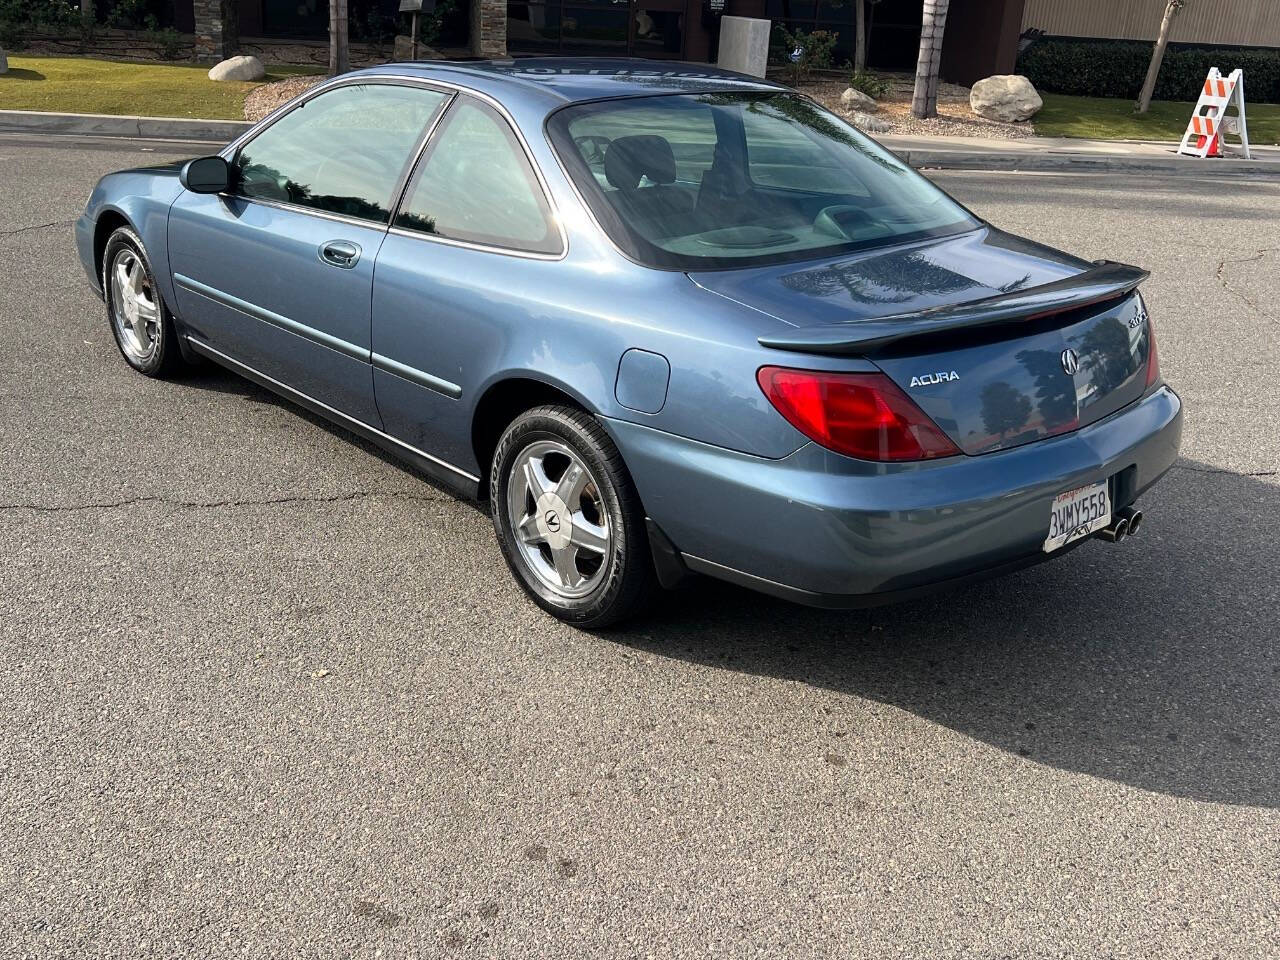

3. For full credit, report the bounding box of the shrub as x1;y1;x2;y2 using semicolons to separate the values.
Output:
1018;37;1280;105
351;4;395;55
147;23;183;60
848;69;890;99
104;0;147;30
421;0;460;48
0;0;77;45
771;25;838;86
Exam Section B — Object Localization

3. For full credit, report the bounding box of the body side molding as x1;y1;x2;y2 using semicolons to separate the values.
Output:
174;273;369;363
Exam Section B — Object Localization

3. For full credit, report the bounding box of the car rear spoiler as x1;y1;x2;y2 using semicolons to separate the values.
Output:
757;260;1149;357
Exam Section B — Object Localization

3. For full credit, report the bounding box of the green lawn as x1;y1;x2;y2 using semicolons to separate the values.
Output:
0;56;322;120
1035;92;1280;146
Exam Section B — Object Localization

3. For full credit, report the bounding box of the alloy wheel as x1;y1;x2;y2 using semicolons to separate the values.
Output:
506;438;613;600
109;248;160;364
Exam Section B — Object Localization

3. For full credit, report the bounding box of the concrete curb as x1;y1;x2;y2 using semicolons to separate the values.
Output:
892;147;1279;180
2;108;1276;178
0;110;251;143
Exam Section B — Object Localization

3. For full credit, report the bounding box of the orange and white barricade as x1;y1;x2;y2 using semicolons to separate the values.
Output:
1177;67;1251;159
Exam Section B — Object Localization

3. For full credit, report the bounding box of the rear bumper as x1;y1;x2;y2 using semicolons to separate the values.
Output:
607;385;1183;605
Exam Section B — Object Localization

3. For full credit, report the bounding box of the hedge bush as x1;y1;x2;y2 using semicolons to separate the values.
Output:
1017;38;1280;105
0;0;78;47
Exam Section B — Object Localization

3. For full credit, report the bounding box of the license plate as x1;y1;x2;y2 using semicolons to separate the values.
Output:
1043;481;1111;553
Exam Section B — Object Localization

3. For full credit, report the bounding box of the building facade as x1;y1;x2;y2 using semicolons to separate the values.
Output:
183;0;1277;82
1021;0;1280;49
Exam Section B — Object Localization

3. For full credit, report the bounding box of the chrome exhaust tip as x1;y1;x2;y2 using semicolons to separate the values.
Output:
1119;507;1143;536
1096;516;1130;543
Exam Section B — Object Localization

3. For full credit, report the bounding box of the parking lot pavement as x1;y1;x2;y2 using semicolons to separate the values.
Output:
1;135;1277;958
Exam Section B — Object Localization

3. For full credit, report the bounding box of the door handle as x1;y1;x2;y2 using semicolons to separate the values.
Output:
319;240;361;269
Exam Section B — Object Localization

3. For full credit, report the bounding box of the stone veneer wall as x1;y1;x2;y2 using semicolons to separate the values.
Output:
470;0;507;58
192;0;238;62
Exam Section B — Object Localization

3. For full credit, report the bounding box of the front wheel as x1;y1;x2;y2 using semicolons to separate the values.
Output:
102;226;186;378
490;405;656;629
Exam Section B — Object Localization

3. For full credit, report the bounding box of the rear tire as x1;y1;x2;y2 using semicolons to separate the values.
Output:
490;404;656;629
102;226;186;378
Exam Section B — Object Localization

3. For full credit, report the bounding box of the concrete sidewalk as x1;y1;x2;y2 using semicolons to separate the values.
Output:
2;107;1277;178
881;132;1280;178
0;109;252;143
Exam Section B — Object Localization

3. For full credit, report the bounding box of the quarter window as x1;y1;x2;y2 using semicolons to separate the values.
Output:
234;83;447;224
395;98;560;254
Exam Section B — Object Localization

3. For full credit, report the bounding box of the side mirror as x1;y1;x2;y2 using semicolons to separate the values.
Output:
180;156;231;194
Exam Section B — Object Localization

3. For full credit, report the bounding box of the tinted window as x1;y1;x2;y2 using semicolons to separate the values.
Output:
395;98;560;254
234;83;447;224
548;93;978;270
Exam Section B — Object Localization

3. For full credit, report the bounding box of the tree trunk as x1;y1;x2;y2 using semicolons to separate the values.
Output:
911;0;950;119
854;0;867;74
329;0;349;77
1136;0;1183;114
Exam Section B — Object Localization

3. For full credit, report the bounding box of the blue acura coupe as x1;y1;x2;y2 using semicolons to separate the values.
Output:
76;59;1182;627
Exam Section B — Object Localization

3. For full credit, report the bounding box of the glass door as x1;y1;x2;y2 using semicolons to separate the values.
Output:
629;0;686;58
506;0;687;58
561;0;631;54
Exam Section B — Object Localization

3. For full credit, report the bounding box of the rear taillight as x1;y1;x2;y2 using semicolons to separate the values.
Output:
1145;316;1160;388
757;366;962;462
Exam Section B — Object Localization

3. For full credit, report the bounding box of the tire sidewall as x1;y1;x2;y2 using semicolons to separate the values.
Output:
490;408;640;627
102;227;175;377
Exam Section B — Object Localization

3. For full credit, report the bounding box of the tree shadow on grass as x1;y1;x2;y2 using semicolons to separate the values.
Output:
2;69;46;81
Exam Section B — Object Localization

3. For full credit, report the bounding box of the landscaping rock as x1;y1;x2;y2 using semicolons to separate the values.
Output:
970;74;1042;123
840;87;878;113
208;55;265;83
852;111;891;134
394;34;414;60
243;74;326;122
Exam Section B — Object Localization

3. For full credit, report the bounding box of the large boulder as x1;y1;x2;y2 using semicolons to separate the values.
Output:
852;112;891;134
970;74;1042;123
840;87;878;113
208;55;265;83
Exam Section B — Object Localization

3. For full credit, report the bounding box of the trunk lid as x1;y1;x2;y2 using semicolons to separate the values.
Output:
690;228;1153;455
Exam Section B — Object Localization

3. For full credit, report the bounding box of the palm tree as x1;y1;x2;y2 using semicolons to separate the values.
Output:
329;0;350;76
1136;0;1186;114
911;0;950;120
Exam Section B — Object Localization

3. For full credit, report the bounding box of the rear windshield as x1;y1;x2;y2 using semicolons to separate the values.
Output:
548;92;979;270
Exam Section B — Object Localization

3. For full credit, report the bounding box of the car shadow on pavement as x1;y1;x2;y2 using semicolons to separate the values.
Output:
177;367;1276;807
619;459;1279;809
181;365;492;503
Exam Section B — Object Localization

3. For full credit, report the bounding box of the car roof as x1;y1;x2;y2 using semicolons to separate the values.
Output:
356;57;786;109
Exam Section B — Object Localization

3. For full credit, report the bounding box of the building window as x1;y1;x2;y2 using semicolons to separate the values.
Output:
508;0;685;58
765;0;921;69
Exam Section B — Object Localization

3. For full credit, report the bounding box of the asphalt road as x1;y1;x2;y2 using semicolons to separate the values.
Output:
1;135;1278;959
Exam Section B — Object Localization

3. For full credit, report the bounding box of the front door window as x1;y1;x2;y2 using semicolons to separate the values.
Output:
233;83;448;224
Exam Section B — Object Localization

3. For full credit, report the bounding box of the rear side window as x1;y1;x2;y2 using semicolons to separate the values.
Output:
234;83;447;223
395;98;561;255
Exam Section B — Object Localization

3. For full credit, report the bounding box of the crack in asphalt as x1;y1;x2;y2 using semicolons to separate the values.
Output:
0;218;76;238
1172;463;1279;478
1215;246;1278;324
0;490;459;514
